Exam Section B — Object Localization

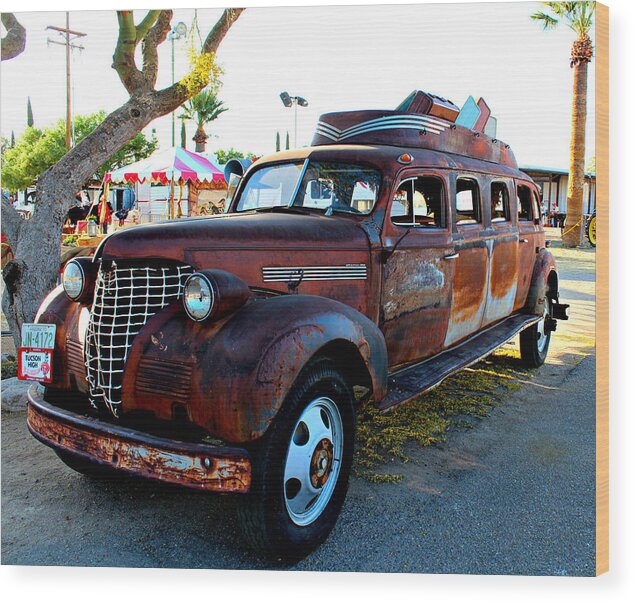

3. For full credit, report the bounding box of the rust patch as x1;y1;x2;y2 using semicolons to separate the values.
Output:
489;239;518;300
450;246;487;321
380;246;453;367
382;251;448;321
27;397;251;493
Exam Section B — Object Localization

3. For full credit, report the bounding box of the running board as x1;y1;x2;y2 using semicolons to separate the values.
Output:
378;313;541;412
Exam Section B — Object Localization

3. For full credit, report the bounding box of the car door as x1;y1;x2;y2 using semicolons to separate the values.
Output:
380;170;454;368
514;181;540;311
483;178;519;326
444;174;489;347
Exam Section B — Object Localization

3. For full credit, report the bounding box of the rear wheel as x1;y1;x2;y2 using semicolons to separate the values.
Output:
237;359;355;562
520;298;553;368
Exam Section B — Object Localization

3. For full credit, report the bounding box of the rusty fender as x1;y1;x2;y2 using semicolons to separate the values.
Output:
524;248;558;315
122;294;388;444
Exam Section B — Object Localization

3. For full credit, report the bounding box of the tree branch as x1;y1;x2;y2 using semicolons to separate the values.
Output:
112;11;149;95
155;8;245;111
1;13;26;61
1;198;23;249
136;10;161;42
141;10;172;88
202;8;245;54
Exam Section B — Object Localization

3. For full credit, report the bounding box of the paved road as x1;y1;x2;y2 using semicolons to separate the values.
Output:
1;246;596;574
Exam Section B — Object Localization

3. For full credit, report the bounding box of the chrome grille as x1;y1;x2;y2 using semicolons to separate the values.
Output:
85;261;193;416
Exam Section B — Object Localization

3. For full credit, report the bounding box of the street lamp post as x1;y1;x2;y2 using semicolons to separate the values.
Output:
280;92;308;148
169;22;188;147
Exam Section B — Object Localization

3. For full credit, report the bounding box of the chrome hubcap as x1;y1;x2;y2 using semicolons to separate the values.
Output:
283;396;343;526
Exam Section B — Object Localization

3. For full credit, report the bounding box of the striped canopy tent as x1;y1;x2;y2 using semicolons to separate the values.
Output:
104;147;225;186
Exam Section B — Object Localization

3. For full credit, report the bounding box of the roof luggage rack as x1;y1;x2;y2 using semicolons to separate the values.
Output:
312;90;516;169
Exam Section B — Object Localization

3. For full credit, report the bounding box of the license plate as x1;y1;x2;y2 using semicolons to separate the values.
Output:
18;348;54;383
21;323;56;350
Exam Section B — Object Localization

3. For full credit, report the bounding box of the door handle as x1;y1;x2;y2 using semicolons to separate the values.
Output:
519;238;529;243
443;252;460;260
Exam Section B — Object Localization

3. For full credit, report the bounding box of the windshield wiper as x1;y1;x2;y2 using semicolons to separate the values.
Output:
252;205;310;215
324;205;361;217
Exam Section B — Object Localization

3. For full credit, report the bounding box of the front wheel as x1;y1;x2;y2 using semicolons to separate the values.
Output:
520;298;553;368
237;359;355;561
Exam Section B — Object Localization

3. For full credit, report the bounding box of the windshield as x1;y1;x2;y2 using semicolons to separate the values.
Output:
235;160;381;215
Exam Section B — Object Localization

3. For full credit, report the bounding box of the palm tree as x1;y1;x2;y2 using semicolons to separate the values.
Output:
178;89;228;153
531;2;595;247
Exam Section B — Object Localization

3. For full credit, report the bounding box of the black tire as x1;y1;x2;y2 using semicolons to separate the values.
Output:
237;358;355;562
55;449;126;480
520;298;552;368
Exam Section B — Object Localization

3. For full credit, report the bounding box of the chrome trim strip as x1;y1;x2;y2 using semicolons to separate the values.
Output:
341;115;448;137
262;264;368;282
316;114;449;141
338;123;443;140
314;127;340;142
316;121;341;135
263;264;366;270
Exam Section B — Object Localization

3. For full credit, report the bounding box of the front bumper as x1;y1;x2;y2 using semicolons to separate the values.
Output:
27;386;251;493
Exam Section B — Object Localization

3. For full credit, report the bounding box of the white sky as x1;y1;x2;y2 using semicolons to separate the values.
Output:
0;1;595;170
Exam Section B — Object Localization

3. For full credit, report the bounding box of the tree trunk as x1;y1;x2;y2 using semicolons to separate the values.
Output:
562;58;588;248
193;124;208;153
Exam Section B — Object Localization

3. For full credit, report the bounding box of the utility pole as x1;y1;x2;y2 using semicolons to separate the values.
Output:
47;13;86;149
168;22;188;147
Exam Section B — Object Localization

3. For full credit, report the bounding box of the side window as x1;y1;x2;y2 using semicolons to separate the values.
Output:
455;177;481;224
491;181;510;222
517;184;533;221
532;191;542;225
390;176;445;228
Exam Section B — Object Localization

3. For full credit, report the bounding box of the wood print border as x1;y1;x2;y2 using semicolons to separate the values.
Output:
595;0;609;577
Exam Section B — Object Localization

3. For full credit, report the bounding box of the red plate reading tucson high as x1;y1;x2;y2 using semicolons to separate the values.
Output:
18;323;56;383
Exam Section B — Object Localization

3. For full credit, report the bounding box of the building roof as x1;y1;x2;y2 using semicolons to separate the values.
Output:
520;165;596;178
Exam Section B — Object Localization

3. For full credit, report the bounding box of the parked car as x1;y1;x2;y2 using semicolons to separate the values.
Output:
23;91;568;561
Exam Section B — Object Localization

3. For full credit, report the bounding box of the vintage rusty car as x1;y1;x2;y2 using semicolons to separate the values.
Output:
25;90;568;560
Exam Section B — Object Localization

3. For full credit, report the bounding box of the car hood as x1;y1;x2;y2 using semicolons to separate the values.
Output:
98;211;371;264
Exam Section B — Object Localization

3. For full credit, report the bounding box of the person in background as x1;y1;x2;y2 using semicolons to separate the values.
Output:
114;207;129;227
66;198;85;226
81;193;92;217
94;194;113;233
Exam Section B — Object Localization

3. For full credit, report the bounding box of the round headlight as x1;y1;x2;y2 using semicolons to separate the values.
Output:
63;260;85;300
183;274;214;321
